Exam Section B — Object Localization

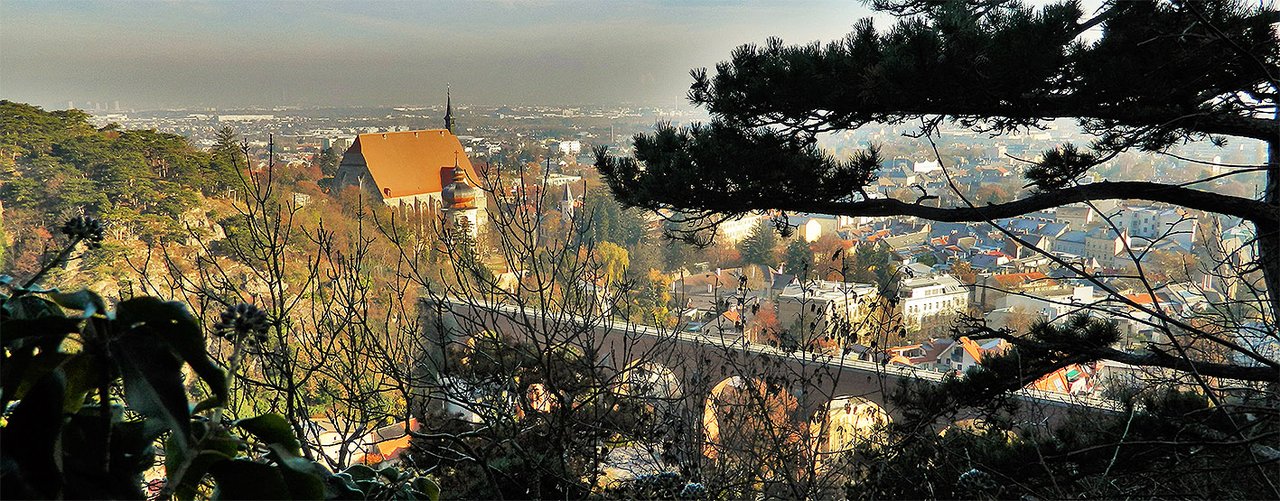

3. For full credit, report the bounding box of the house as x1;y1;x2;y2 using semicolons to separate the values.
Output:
969;252;1011;271
933;336;1005;374
882;222;932;250
786;213;841;242
975;271;1060;311
1035;221;1071;240
1031;364;1093;395
717;213;766;243
1084;227;1131;267
998;285;1097;320
1002;234;1053;259
881;165;917;187
776;279;878;345
1054;230;1087;257
1114;205;1198;250
883;336;1005;373
1054;204;1095;229
899;274;969;330
353;419;422;466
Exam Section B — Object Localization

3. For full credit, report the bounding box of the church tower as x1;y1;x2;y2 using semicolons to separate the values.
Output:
443;86;455;133
441;159;478;241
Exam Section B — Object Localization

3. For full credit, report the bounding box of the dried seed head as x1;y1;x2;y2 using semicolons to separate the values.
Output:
214;303;270;345
62;215;105;249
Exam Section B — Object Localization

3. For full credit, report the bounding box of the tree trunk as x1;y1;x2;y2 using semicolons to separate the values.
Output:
1261;129;1280;322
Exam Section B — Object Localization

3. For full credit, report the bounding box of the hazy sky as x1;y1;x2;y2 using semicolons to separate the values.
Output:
1;1;882;110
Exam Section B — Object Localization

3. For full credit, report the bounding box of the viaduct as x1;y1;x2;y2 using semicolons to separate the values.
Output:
422;297;1117;458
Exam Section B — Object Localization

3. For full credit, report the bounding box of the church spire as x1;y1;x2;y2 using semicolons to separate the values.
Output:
444;85;454;133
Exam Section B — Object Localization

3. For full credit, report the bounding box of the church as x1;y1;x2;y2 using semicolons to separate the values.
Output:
331;92;484;238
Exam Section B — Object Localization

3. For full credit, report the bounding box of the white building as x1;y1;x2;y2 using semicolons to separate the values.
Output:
998;285;1097;320
717;213;767;243
777;280;878;343
1114;205;1198;250
900;274;969;329
558;140;582;156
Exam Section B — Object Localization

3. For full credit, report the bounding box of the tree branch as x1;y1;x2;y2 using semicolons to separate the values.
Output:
969;327;1280;383
761;181;1278;228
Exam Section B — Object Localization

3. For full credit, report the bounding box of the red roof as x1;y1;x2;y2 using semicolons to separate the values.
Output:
346;129;479;199
1125;293;1158;305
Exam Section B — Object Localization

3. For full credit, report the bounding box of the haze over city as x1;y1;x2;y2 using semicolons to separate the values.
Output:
2;0;884;109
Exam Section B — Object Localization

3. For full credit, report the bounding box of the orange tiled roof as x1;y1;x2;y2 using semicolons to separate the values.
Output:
349;129;478;199
991;272;1052;289
957;336;985;363
1125;293;1158;305
355;419;420;465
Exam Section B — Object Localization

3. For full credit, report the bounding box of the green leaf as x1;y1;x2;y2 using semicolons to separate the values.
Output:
60;413;165;498
59;353;102;414
48;289;106;318
236;413;301;455
191;397;222;415
378;466;402;482
267;444;326;501
414;476;441;501
343;464;377;481
6;351;73;403
58;410;139;499
115;297;228;406
0;370;66;499
168;446;236;501
210;459;290;500
112;329;191;450
325;473;366;500
1;294;63;320
0;317;79;347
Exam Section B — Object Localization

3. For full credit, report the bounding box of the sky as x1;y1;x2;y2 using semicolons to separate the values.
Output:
1;0;883;110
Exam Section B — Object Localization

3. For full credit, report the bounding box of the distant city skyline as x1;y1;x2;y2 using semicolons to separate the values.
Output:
1;1;881;110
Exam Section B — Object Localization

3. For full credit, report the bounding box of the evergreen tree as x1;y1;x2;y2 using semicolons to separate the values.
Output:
316;147;341;177
782;238;813;280
597;0;1279;312
737;219;779;268
579;191;646;247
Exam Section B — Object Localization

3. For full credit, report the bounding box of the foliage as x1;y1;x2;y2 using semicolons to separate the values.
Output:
848;242;898;290
0;218;439;500
317;147;342;177
591;241;630;284
601;472;707;500
0;101;238;278
861;387;1277;499
412;332;648;500
623;268;675;326
578;190;646;247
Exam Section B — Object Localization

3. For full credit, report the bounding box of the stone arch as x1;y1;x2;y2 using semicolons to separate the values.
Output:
619;361;682;400
812;395;891;456
702;376;801;460
938;418;1020;444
